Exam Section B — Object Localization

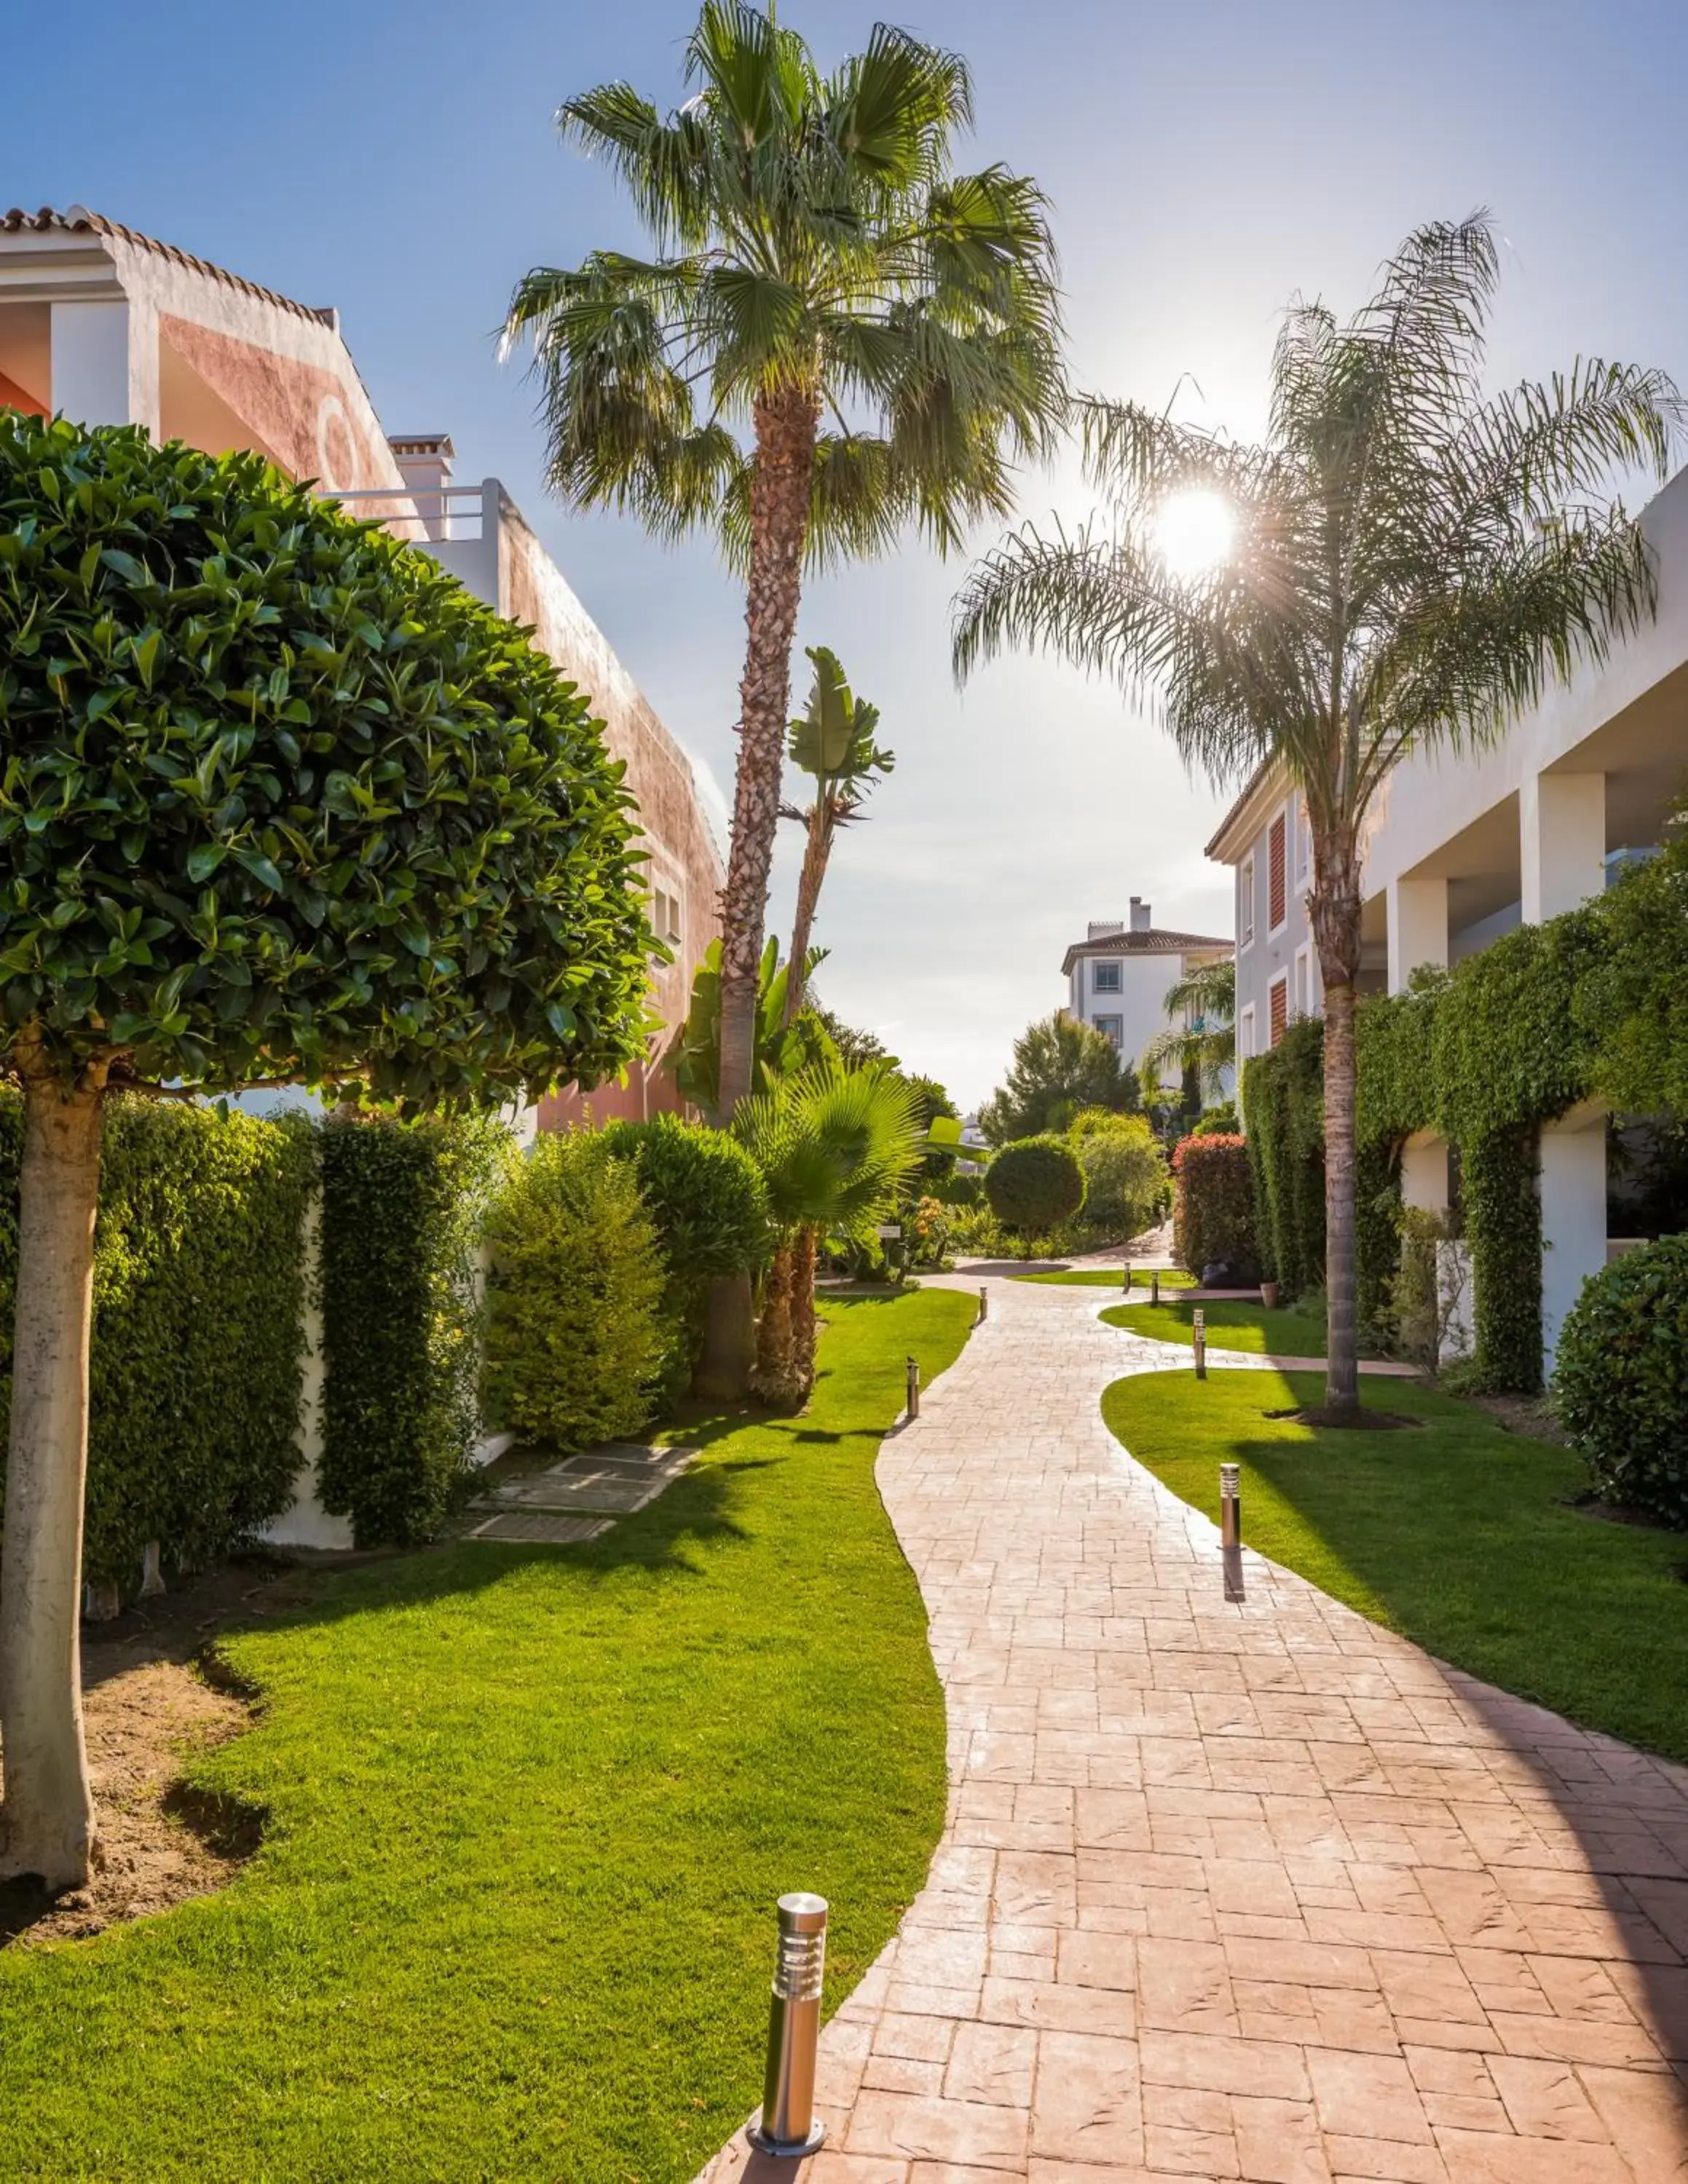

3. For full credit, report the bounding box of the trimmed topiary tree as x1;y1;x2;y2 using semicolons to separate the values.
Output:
1172;1133;1258;1280
985;1136;1086;1236
0;417;652;1890
1553;1235;1688;1528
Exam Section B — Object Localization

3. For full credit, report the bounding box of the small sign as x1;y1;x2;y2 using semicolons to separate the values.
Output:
875;1224;902;1241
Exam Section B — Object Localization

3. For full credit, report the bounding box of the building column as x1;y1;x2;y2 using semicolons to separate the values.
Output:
1400;1129;1472;1361
1539;1100;1608;1369
49;297;158;435
1521;770;1606;923
1386;875;1449;993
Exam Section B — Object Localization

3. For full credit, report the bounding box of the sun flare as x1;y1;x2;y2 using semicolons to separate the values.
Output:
1153;488;1235;579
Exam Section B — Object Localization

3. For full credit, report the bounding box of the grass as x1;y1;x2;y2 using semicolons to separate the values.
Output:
0;1289;977;2183
1014;1266;1197;1289
1100;1295;1370;1357
1102;1367;1688;1762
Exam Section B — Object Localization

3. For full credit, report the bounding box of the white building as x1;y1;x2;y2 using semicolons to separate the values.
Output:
1062;899;1233;1095
1207;461;1688;1366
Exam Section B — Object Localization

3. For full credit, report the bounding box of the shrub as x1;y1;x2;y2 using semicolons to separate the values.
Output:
0;1094;315;1592
1194;1102;1240;1136
1071;1114;1170;1239
320;1112;511;1547
599;1115;771;1280
1172;1133;1257;1278
985;1136;1086;1233
483;1133;669;1450
1553;1236;1688;1527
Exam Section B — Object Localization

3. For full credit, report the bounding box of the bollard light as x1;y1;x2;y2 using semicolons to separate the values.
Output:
906;1355;920;1420
1122;1259;1132;1293
978;1283;988;1322
1151;1270;1161;1307
748;1893;829;2158
1220;1461;1245;1602
1193;1306;1206;1381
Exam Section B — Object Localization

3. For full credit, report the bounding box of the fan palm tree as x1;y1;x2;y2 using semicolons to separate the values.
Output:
781;646;894;1024
1141;957;1236;1102
734;1061;923;1404
954;213;1681;1418
503;1;1063;1117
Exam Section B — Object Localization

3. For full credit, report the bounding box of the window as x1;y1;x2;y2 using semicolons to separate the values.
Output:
1240;857;1255;948
1092;957;1122;994
1269;973;1289;1048
1239;1005;1256;1059
1269;811;1287;933
649;885;683;949
1293;944;1311;1018
1094;1014;1124;1047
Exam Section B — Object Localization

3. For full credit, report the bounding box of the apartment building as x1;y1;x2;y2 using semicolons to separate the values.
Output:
0;205;722;1124
1206;461;1688;1361
1062;898;1233;1093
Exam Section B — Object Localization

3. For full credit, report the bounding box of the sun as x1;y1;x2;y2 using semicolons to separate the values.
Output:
1153;488;1235;579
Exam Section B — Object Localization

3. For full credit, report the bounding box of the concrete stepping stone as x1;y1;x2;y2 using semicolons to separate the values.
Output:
462;1511;614;1545
465;1441;697;1540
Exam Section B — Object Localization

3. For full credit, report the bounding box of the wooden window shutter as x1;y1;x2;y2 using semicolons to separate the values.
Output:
1269;976;1288;1048
1269;813;1287;930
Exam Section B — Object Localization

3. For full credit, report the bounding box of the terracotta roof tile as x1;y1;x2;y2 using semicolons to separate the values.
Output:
1;205;337;329
1060;928;1232;974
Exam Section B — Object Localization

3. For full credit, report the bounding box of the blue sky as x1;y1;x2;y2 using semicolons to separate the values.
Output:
12;0;1688;1102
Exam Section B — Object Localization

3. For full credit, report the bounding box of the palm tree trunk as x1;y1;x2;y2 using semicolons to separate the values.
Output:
1309;857;1363;1422
791;1224;819;1393
0;1035;109;1890
783;810;832;1028
717;387;819;1117
749;1242;802;1407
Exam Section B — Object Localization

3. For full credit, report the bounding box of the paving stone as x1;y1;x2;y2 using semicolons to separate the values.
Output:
460;1511;613;1545
693;1274;1688;2181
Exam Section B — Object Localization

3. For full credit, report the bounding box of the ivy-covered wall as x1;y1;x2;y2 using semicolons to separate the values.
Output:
0;1094;315;1588
1242;848;1688;1395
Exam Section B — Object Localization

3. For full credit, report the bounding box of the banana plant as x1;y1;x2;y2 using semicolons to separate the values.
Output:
664;935;835;1123
781;646;895;1026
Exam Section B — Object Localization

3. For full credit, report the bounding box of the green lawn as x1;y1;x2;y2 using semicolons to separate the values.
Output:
1014;1266;1197;1289
1102;1368;1688;1762
1101;1295;1365;1356
0;1289;976;2183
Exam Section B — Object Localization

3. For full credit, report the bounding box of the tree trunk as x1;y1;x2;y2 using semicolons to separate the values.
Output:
1309;850;1363;1423
0;1040;109;1890
749;1243;803;1408
717;387;819;1117
783;810;832;1029
791;1224;819;1394
695;1273;757;1402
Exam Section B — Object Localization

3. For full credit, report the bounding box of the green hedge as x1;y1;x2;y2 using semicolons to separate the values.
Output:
1555;1234;1688;1526
0;1093;315;1588
318;1112;511;1546
1242;1018;1325;1297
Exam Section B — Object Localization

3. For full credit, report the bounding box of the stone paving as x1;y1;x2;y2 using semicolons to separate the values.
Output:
463;1441;694;1544
701;1273;1688;2183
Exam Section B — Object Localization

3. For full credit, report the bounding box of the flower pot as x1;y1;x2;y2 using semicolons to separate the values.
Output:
1260;1281;1279;1310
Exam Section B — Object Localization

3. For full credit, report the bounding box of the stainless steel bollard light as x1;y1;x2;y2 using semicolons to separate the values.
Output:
1193;1306;1207;1380
748;1893;829;2158
1220;1461;1245;1602
978;1283;988;1322
1122;1259;1132;1293
906;1355;920;1419
1151;1270;1161;1306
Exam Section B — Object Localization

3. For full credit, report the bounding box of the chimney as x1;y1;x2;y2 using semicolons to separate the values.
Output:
387;433;456;539
1129;896;1152;933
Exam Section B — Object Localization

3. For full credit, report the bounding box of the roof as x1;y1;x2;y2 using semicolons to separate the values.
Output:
1204;753;1289;863
1;205;337;329
1060;927;1232;976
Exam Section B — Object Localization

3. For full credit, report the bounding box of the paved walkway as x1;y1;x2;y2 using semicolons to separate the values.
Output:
702;1275;1688;2183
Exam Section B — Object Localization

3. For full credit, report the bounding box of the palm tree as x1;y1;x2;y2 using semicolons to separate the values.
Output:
1141;957;1236;1102
954;213;1680;1418
734;1061;923;1404
781;646;894;1025
504;1;1063;1117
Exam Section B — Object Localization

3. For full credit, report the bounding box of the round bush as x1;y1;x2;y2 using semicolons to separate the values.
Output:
1073;1114;1170;1240
985;1136;1086;1234
1553;1235;1688;1527
600;1114;771;1280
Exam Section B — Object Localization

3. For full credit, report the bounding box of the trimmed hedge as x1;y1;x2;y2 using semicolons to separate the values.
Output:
985;1136;1086;1233
1555;1235;1688;1527
1172;1133;1256;1278
319;1111;511;1546
0;1093;315;1589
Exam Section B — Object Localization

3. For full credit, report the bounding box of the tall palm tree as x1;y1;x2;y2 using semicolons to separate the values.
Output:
735;1061;923;1404
1141;957;1235;1102
954;213;1680;1418
781;646;894;1025
504;1;1063;1116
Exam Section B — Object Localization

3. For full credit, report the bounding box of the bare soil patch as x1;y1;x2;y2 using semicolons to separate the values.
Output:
1;1548;363;1946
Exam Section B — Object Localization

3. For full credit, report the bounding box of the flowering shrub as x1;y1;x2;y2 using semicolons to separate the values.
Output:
1172;1133;1258;1278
